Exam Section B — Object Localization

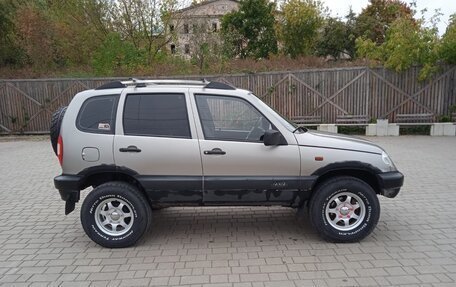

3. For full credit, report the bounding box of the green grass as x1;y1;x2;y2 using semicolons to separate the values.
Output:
399;125;431;135
337;126;366;135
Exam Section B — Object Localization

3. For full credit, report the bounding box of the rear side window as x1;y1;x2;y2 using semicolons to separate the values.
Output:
123;93;191;138
76;95;119;134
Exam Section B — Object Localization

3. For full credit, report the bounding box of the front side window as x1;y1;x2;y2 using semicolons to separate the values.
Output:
123;93;191;138
76;95;119;134
195;95;272;142
253;95;297;131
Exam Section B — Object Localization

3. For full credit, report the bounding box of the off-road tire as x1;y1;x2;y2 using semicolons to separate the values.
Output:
309;176;380;243
50;106;67;155
80;182;152;248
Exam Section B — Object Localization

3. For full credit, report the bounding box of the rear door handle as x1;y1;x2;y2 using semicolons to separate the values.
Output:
204;148;226;155
119;145;141;153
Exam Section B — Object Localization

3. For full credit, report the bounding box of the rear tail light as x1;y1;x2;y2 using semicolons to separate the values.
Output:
57;135;63;166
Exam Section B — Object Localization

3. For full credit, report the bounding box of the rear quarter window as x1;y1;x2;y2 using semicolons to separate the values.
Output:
76;95;119;134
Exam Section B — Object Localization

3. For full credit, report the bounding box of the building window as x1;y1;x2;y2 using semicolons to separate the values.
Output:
170;44;176;54
192;24;198;33
184;44;190;54
184;24;189;34
169;25;175;32
212;22;217;32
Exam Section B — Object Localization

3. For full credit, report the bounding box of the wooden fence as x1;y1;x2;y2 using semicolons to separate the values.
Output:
0;66;455;133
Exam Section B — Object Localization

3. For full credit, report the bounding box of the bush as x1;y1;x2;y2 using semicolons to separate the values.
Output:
92;33;144;76
338;126;366;135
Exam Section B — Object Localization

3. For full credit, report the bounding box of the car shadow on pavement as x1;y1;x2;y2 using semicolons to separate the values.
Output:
137;206;321;247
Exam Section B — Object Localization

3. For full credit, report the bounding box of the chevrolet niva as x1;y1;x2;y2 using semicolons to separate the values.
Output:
51;79;403;248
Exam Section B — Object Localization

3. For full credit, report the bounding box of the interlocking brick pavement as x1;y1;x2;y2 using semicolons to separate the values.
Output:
0;136;455;286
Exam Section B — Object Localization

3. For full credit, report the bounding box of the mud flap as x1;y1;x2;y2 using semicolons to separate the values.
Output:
58;189;80;215
65;200;76;215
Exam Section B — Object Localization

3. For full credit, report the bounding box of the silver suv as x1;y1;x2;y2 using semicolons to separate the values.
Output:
52;79;403;248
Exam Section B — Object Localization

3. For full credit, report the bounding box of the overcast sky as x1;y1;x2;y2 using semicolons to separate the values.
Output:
321;0;455;35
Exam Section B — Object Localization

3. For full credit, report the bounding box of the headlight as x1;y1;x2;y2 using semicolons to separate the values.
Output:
382;151;395;169
382;151;391;166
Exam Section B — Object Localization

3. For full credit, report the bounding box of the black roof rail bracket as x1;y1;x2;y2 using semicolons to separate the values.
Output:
204;81;236;90
95;81;127;90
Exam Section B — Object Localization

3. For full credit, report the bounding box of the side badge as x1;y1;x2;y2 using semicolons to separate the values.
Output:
272;181;287;188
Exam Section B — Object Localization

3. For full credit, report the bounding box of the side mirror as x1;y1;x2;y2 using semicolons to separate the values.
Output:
263;129;287;146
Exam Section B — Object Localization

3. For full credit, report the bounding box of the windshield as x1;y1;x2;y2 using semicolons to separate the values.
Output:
250;94;298;132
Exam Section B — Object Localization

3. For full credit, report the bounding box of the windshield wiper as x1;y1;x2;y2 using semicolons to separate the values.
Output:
292;126;307;133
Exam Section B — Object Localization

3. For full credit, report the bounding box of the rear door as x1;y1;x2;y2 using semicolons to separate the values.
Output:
189;89;301;204
114;87;203;204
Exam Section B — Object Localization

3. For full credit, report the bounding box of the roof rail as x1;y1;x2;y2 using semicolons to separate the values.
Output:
121;79;209;86
94;79;238;90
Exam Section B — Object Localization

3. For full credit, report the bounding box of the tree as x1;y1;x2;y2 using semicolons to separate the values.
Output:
109;0;179;65
316;10;357;60
14;2;59;68
47;0;112;67
440;13;456;64
189;22;222;74
280;0;324;58
355;0;414;45
356;17;440;80
344;8;358;59
221;0;278;59
0;0;22;65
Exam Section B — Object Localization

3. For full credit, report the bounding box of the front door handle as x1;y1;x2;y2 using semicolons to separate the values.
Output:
204;148;226;155
119;145;141;153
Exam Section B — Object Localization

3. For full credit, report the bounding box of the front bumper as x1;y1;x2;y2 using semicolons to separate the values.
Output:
54;175;82;214
377;171;404;198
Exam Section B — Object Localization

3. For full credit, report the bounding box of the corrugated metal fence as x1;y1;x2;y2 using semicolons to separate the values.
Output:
1;66;455;133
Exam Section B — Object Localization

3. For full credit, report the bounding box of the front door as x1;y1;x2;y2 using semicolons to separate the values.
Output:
114;88;203;204
192;93;301;204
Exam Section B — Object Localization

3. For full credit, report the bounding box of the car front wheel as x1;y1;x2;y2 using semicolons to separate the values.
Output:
309;176;380;242
80;182;152;248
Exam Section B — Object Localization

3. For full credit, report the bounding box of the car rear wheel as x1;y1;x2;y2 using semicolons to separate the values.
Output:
308;176;380;242
80;182;152;248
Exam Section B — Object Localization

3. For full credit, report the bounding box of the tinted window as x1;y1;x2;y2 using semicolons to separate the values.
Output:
123;93;191;138
77;95;119;134
195;95;272;142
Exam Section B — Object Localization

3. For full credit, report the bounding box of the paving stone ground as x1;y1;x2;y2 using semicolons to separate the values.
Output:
0;136;455;287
